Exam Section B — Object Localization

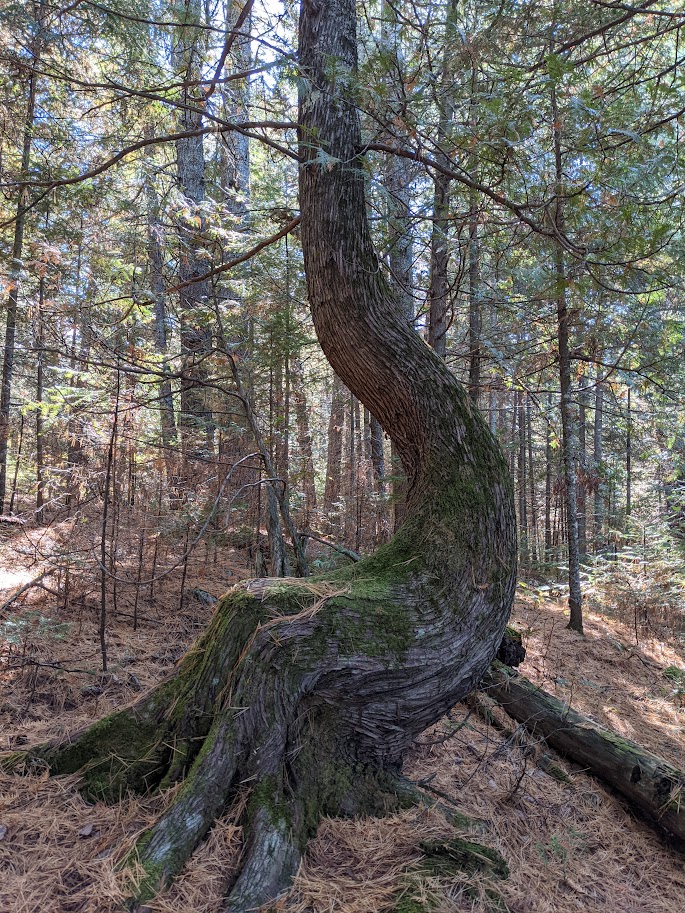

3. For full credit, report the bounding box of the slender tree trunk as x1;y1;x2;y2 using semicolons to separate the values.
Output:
427;0;458;358
8;414;24;515
219;330;309;577
35;276;45;522
544;393;553;554
144;155;177;476
369;415;385;493
100;369;120;673
527;396;538;562
323;375;345;514
552;84;583;633
0;9;43;510
266;482;289;577
594;371;604;550
517;391;528;563
427;170;451;359
626;384;632;525
344;392;356;541
173;0;213;455
467;187;481;404
291;358;317;525
578;369;588;561
220;0;251;215
369;411;387;543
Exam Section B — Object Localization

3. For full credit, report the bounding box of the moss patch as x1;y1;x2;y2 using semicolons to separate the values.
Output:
418;837;509;880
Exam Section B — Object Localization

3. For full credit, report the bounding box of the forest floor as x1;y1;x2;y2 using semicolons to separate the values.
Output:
1;519;685;913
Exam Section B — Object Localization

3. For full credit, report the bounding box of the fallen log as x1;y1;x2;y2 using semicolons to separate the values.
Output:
482;662;685;843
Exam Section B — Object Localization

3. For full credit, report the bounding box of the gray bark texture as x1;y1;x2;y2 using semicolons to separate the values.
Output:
552;84;583;633
144;156;177;475
173;0;213;453
2;2;517;910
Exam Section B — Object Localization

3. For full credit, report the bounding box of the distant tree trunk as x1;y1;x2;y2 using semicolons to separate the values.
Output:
291;358;317;525
578;369;588;561
323;375;345;514
266;482;289;577
544;393;553;554
369;410;387;543
526;396;538;562
369;414;385;493
144;153;177;476
427;169;451;358
220;0;251;213
467;187;481;404
552;83;583;633
427;0;458;359
517;391;528;563
65;277;92;515
11;5;517;911
0;7;43;511
594;371;604;550
35;276;45;522
344;392;357;541
173;0;213;455
626;384;632;524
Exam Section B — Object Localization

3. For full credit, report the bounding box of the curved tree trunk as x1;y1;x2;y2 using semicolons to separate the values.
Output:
2;2;517;910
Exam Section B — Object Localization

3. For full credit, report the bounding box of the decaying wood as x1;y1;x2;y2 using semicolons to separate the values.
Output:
483;663;685;844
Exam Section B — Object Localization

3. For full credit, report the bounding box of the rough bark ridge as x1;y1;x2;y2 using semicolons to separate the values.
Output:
2;2;517;910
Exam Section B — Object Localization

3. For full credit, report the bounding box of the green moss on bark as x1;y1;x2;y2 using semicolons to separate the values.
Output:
43;703;170;801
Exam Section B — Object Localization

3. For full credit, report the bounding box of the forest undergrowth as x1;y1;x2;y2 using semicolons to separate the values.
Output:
1;518;685;913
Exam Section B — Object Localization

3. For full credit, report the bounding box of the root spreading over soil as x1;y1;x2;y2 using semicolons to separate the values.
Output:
2;534;685;912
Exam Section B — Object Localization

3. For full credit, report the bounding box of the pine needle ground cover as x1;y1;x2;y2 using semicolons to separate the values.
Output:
1;526;684;913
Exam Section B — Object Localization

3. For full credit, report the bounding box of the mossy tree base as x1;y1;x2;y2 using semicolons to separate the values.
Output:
3;558;514;911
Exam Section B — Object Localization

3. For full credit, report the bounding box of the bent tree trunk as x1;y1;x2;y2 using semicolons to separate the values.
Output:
2;2;517;910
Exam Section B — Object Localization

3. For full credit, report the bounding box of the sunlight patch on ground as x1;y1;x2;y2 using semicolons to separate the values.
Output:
0;568;33;591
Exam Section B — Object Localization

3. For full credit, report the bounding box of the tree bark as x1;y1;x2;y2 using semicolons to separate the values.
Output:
484;663;685;844
552;83;583;633
144;150;177;478
0;3;44;511
3;3;517;910
594;369;604;550
323;374;345;515
173;0;214;456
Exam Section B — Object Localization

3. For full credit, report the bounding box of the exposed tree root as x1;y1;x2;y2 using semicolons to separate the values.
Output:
2;560;517;911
